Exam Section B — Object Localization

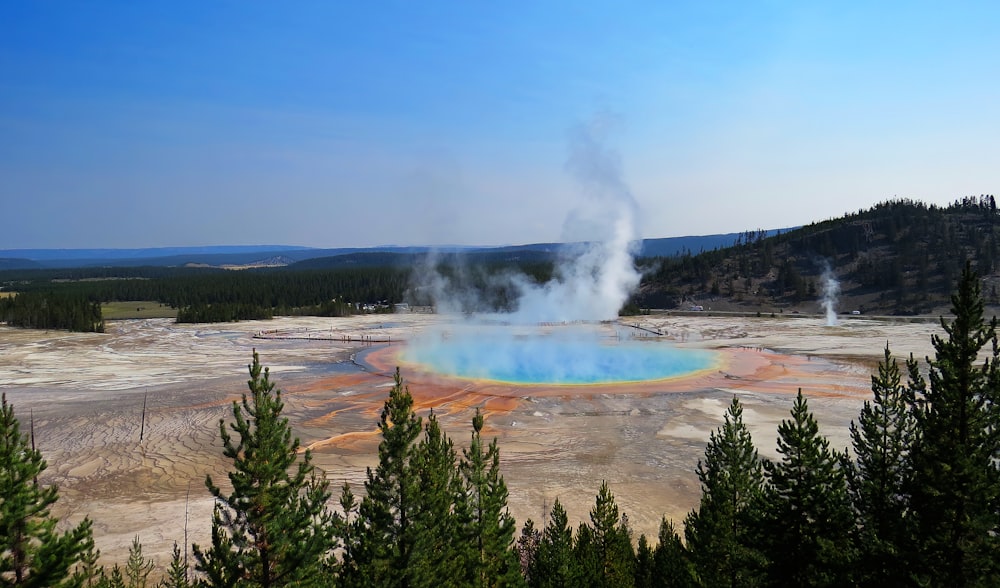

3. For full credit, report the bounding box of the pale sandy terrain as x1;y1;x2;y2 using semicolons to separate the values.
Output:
0;313;942;572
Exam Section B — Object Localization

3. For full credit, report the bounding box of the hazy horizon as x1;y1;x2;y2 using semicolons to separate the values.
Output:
3;3;997;249
0;225;778;255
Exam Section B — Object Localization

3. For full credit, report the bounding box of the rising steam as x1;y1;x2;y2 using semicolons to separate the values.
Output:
401;116;717;384
411;114;641;323
820;262;840;327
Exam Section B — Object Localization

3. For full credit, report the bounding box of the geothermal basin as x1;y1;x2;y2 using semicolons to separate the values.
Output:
394;323;717;385
0;312;944;569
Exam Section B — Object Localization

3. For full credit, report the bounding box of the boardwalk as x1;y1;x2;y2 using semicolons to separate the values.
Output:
252;328;395;343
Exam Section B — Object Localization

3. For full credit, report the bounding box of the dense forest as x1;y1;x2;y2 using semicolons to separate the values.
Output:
0;289;104;332
2;197;999;331
0;255;555;330
3;264;999;586
0;266;412;329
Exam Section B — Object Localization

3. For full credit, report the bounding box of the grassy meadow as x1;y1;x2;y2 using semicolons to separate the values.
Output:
101;301;177;320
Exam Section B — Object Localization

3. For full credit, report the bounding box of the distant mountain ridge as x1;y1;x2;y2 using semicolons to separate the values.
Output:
0;231;779;270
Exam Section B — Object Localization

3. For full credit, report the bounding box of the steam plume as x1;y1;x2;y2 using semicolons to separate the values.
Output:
411;113;641;323
820;262;840;326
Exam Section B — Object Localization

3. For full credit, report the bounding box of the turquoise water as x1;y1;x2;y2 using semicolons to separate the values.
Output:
404;336;716;385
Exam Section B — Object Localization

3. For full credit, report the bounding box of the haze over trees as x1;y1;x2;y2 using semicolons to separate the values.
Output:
3;260;1000;585
3;197;1000;331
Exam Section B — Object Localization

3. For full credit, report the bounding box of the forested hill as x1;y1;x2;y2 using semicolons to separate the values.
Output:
632;196;999;316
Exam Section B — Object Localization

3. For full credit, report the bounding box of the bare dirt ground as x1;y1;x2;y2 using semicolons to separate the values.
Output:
0;312;943;572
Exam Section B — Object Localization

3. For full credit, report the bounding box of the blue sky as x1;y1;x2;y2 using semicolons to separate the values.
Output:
1;2;997;249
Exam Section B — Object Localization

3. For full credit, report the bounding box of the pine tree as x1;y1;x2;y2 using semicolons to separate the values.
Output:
684;397;765;587
528;499;577;588
759;390;855;587
651;518;695;588
348;367;423;587
0;393;96;587
124;536;154;588
408;411;466;588
633;534;654;588
458;408;523;587
333;483;362;587
572;523;600;587
516;519;541;583
846;345;916;586
574;481;635;588
906;261;1000;586
95;566;126;588
158;542;190;588
192;350;338;587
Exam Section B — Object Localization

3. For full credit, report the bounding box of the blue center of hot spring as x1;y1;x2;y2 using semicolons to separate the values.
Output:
403;335;716;385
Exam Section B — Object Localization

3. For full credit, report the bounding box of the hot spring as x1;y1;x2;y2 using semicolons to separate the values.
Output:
399;325;718;385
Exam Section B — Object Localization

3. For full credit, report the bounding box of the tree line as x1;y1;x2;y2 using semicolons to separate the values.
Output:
0;266;412;330
0;289;104;332
0;258;556;330
3;264;1000;586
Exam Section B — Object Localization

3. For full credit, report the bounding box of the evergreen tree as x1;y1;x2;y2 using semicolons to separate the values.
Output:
0;393;96;587
651;518;695;588
684;397;765;587
632;535;654;588
192;351;338;587
95;566;126;588
846;346;916;586
408;411;466;588
759;390;855;587
333;483;362;587
516;519;541;583
528;499;577;588
572;524;600;587
574;482;635;588
124;536;154;588
458;409;523;587
158;542;190;588
348;367;423;587
906;262;1000;586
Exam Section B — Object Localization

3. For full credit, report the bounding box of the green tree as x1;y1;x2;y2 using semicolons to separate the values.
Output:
632;535;654;588
347;367;423;587
651;518;695;588
0;393;96;587
528;499;577;588
124;536;154;588
408;411;466;588
574;481;635;588
846;346;916;586
94;566;126;588
759;390;855;587
333;483;362;587
192;351;338;587
458;409;523;587
158;542;190;588
684;397;765;587
906;262;1000;586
